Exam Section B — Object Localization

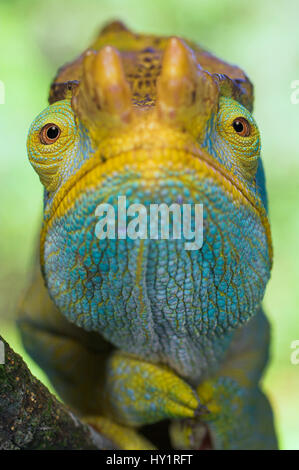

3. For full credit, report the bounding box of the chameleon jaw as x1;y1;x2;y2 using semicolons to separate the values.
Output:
41;145;272;271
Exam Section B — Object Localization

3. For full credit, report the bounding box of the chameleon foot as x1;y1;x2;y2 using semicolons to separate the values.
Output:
170;377;278;450
102;351;202;427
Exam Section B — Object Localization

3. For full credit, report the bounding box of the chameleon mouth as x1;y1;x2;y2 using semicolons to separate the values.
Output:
41;145;272;267
47;146;269;224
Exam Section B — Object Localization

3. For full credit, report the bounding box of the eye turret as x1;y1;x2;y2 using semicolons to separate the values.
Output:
27;100;78;192
216;97;261;180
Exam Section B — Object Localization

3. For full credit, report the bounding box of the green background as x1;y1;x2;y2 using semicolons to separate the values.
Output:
1;0;298;449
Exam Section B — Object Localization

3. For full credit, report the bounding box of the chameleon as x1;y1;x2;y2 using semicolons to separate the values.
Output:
18;21;278;450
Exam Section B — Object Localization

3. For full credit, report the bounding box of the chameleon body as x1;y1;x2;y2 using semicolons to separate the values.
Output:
19;21;277;449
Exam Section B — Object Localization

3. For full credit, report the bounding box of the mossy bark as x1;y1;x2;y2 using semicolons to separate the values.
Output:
0;335;116;450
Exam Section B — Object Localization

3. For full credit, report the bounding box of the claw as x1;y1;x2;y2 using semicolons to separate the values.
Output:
194;403;210;417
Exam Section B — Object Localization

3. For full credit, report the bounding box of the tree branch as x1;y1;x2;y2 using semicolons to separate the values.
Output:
0;335;116;450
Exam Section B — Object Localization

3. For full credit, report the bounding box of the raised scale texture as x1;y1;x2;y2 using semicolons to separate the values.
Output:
19;21;277;449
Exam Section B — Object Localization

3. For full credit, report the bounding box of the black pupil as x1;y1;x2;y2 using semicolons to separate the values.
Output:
233;120;244;133
46;126;59;140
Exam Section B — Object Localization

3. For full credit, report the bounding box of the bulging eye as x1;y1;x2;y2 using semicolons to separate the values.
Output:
232;117;251;137
39;123;61;144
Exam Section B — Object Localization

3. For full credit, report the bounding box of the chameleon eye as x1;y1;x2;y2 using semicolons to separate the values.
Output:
232;117;251;137
40;123;61;145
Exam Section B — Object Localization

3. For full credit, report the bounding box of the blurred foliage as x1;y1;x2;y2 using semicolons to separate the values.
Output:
0;0;298;449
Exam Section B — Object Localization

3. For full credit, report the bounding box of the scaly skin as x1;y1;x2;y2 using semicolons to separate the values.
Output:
18;21;277;449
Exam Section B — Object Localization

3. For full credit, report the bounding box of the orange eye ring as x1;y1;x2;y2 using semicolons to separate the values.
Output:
39;123;61;145
232;117;251;137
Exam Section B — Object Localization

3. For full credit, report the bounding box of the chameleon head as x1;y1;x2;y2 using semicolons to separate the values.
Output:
27;24;272;371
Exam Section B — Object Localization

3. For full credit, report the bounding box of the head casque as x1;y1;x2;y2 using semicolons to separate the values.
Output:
27;22;272;379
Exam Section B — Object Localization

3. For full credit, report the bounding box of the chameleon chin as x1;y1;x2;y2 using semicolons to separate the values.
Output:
18;21;278;450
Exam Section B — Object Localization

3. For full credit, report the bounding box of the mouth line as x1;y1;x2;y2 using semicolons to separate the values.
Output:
40;145;272;267
46;145;266;221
